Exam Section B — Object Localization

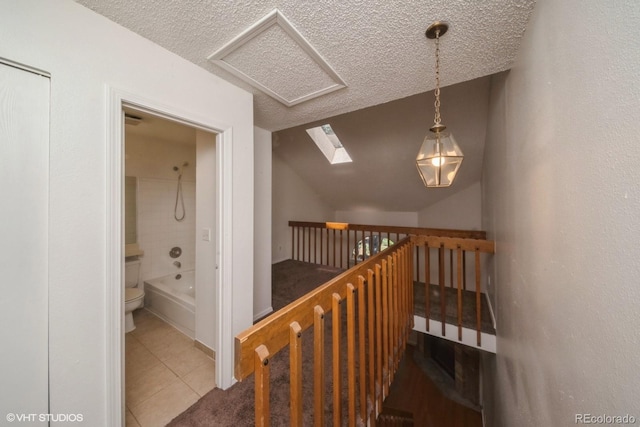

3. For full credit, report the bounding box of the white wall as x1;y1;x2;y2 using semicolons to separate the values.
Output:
481;1;640;426
272;153;334;263
335;210;418;227
254;127;273;320
0;1;253;423
195;130;216;350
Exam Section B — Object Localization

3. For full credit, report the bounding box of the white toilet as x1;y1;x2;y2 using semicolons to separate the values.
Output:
124;259;145;333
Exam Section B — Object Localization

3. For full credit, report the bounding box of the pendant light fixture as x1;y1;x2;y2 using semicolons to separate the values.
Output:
416;21;463;188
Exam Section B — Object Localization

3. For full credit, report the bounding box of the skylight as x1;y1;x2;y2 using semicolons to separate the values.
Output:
306;124;352;164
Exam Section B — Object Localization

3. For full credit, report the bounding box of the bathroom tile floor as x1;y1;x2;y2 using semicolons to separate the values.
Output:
125;309;216;427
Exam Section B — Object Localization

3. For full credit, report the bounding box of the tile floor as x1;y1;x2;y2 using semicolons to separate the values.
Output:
125;309;216;427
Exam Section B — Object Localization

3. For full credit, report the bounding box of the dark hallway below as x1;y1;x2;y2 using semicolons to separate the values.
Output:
382;345;483;427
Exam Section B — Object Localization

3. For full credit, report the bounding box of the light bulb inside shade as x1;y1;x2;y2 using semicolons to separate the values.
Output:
431;156;444;167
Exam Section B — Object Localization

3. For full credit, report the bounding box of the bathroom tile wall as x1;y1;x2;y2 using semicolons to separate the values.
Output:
137;179;196;281
125;130;197;282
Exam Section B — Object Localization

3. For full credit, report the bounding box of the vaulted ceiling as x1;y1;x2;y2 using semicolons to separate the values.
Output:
77;0;535;211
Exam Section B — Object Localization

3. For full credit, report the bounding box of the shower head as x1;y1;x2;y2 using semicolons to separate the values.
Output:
173;162;189;173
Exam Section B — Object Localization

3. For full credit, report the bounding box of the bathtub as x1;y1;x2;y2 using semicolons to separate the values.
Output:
144;270;195;338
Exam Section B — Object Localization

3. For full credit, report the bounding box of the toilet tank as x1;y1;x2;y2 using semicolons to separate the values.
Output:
125;259;141;288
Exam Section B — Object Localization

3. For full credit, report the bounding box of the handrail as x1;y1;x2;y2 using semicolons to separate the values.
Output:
236;236;414;426
237;223;495;425
236;235;412;380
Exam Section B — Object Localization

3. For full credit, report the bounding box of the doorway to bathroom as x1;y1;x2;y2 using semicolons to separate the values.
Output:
123;107;219;425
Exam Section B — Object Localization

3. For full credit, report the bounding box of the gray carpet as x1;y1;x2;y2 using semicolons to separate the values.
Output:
167;260;345;426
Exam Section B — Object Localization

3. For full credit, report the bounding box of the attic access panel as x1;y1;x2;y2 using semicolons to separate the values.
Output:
208;9;347;107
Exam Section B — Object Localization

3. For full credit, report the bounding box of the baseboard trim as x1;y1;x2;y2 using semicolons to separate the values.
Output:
253;306;273;322
485;293;497;331
194;340;215;361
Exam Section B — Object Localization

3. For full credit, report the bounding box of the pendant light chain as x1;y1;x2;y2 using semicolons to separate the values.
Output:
433;29;442;126
417;21;463;188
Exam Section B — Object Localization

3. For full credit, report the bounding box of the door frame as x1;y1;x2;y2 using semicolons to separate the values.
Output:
105;87;234;425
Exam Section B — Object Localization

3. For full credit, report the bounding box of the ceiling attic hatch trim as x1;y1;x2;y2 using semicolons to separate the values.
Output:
207;9;347;107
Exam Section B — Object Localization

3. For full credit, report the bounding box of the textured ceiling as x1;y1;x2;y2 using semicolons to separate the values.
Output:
75;0;534;131
77;1;534;212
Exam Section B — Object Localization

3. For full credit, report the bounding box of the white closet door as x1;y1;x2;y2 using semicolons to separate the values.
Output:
0;62;49;423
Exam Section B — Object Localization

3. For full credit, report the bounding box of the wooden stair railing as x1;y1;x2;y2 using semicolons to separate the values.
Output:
289;220;486;270
235;237;415;426
412;235;495;347
290;220;496;348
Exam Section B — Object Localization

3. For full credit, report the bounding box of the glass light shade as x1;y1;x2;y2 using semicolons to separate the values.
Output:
416;129;463;187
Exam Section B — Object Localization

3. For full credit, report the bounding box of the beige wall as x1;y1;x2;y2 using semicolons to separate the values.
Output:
272;153;334;263
417;181;482;230
335;210;418;227
481;1;640;425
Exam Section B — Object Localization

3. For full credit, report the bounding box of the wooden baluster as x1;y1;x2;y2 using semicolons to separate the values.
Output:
415;244;420;289
391;252;398;373
297;226;301;261
457;247;463;341
320;227;324;265
332;229;336;267
402;247;408;345
439;244;445;336
332;293;342;426
462;251;467;291
313;227;317;264
425;243;430;332
346;230;350;268
340;229;344;269
449;248;453;288
367;268;376;422
289;322;303;426
357;276;367;422
346;283;356;427
409;243;414;329
255;345;270;427
307;227;311;263
291;226;295;260
475;248;482;347
314;306;325;427
400;248;405;349
381;258;390;397
375;263;383;414
397;249;403;360
326;228;329;266
388;254;395;378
